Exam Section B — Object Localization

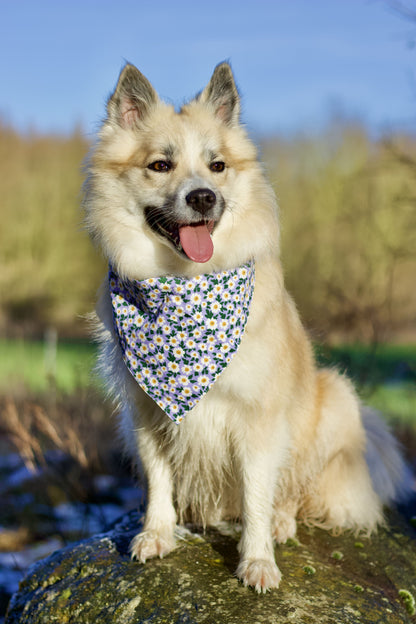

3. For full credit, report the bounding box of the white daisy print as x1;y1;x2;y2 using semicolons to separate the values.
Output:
109;259;255;423
206;318;218;330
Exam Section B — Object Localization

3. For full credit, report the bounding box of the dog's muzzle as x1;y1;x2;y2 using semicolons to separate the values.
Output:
145;186;224;263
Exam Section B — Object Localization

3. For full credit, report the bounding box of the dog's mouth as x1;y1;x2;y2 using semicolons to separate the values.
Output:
144;207;216;263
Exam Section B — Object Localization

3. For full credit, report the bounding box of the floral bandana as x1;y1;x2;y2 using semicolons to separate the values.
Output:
109;261;255;423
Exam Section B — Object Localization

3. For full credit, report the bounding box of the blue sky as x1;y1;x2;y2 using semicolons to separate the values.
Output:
1;0;415;136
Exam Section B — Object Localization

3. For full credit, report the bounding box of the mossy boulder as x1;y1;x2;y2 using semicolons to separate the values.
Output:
6;509;416;623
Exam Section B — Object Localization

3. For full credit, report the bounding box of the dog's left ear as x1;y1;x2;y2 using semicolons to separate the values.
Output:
198;62;240;126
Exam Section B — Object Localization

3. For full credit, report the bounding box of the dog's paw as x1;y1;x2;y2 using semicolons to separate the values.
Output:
236;558;282;593
272;512;297;544
130;529;176;563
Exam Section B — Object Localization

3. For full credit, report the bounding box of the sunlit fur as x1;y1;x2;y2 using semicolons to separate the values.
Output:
84;62;410;593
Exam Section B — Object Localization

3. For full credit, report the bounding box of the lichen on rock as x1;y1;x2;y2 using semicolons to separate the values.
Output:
5;509;416;623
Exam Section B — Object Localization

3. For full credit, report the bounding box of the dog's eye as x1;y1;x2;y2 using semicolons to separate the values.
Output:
148;160;172;172
209;161;225;173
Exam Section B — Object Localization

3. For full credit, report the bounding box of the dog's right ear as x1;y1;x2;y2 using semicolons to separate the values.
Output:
198;62;240;126
107;64;158;129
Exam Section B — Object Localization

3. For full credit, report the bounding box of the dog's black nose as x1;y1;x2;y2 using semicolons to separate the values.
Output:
186;188;216;216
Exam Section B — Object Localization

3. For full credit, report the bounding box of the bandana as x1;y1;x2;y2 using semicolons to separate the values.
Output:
109;261;255;423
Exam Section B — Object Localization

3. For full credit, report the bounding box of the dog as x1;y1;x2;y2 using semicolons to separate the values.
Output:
83;61;410;592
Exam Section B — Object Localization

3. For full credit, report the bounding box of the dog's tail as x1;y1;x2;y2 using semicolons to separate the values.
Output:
363;406;414;506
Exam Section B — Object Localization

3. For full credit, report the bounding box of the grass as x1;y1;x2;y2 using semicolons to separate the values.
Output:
0;338;415;428
316;343;416;427
316;343;416;386
0;338;98;394
363;383;416;428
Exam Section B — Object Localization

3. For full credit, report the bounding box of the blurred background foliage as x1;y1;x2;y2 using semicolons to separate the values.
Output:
263;120;416;343
0;116;415;343
0;114;415;452
0;115;415;623
0;121;105;337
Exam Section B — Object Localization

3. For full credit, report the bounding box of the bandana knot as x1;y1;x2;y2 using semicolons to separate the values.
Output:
109;261;255;423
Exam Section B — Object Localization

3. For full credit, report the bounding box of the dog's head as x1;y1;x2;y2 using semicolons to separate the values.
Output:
84;62;279;279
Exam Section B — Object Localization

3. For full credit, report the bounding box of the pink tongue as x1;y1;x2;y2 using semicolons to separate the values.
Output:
179;223;214;263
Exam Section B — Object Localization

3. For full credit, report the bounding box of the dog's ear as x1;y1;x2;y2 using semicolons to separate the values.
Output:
198;62;240;126
107;64;158;129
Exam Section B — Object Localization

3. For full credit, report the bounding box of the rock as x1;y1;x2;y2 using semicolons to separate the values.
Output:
5;509;416;623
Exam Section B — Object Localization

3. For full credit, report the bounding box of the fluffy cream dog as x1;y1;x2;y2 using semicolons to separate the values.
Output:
84;62;409;592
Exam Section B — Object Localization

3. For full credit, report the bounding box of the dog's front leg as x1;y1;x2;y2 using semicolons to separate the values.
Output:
130;427;177;562
236;430;285;593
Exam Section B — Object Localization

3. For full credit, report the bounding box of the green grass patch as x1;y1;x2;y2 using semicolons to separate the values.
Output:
316;343;416;426
0;340;414;427
316;343;416;386
363;383;416;428
0;338;98;394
